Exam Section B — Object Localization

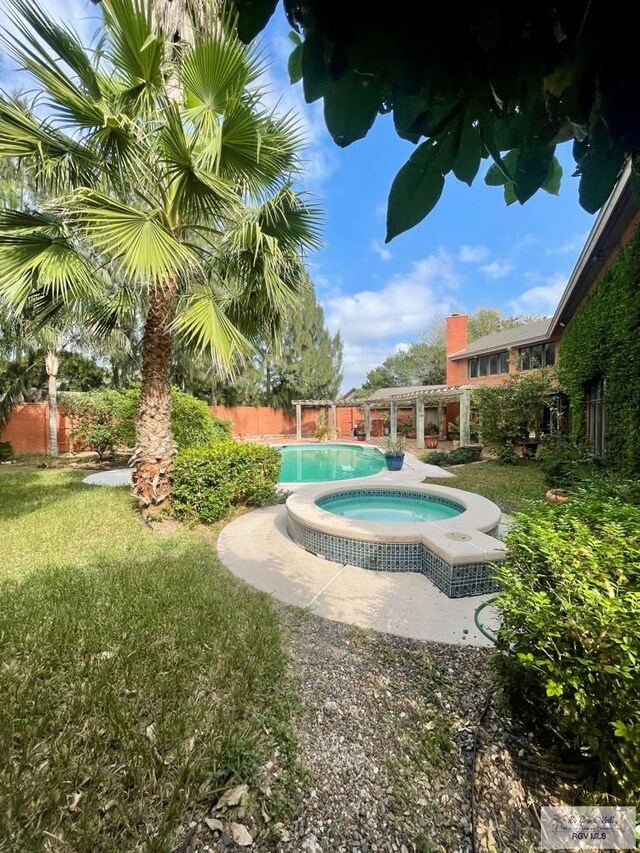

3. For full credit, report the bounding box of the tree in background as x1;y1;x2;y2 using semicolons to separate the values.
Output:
468;307;543;342
233;0;638;239
261;285;342;408
0;0;319;506
358;340;445;396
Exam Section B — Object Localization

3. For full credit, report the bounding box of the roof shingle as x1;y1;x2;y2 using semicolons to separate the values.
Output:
449;319;551;359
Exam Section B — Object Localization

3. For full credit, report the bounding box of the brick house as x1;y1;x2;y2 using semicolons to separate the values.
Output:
444;164;640;455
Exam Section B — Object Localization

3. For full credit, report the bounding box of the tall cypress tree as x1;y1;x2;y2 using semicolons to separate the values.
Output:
263;285;342;408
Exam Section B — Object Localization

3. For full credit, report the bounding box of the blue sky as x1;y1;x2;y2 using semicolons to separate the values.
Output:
1;0;595;391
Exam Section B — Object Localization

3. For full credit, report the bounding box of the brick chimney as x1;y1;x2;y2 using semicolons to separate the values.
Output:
445;314;469;386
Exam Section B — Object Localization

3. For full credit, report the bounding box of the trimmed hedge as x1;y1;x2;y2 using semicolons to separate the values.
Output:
494;484;640;800
558;229;640;473
172;443;282;523
420;447;478;466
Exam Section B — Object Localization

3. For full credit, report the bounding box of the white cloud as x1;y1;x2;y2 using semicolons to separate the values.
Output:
507;274;567;315
325;250;458;346
546;231;590;256
480;259;514;279
458;244;489;263
324;251;460;389
370;239;392;261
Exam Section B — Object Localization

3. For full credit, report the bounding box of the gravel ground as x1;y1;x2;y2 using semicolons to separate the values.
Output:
183;608;567;853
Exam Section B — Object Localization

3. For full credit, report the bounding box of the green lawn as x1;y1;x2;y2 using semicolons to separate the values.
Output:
425;460;547;513
0;467;295;851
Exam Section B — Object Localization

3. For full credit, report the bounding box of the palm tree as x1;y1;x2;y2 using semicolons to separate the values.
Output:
0;0;320;505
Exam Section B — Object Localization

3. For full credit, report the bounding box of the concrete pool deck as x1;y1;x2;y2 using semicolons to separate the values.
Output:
218;504;500;648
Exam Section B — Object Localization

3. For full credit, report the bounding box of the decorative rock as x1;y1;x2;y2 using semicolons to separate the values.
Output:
323;700;339;717
204;817;223;832
302;834;324;853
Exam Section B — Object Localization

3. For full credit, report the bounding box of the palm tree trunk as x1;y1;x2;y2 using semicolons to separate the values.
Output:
45;350;59;457
131;282;178;507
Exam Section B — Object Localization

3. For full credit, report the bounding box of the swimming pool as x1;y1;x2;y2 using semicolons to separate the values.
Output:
317;489;464;523
277;442;385;483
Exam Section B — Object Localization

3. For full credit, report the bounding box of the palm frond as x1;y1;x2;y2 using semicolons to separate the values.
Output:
82;284;141;340
0;98;99;187
181;29;263;123
6;0;101;97
256;187;323;253
172;286;254;375
3;1;105;130
70;189;198;284
100;0;165;106
0;373;29;430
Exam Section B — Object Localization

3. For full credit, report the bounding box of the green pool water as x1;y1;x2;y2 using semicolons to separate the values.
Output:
277;443;385;483
319;492;463;523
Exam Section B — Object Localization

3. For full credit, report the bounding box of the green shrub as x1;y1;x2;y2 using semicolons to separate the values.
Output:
63;390;124;460
64;389;231;455
420;447;477;466
170;389;231;447
473;371;553;461
0;442;13;461
172;443;281;523
493;489;640;800
537;432;590;489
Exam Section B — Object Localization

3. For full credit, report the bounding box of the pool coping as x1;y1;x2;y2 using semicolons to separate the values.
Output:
286;481;506;566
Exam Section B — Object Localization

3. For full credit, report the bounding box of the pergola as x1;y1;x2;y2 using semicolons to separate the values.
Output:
292;385;473;449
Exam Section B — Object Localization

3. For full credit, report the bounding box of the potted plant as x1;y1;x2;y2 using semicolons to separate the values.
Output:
353;422;366;441
382;413;391;436
425;422;439;449
381;436;406;471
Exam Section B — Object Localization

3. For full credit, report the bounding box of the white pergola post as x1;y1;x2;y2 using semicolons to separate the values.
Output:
459;390;471;446
438;404;446;439
363;403;371;441
390;401;398;440
330;403;337;433
415;400;425;449
295;403;302;440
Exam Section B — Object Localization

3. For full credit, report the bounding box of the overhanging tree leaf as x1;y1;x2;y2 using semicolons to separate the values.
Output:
232;0;640;229
288;42;302;84
233;0;278;44
386;141;444;242
542;155;563;196
452;117;482;186
513;146;556;203
323;70;382;147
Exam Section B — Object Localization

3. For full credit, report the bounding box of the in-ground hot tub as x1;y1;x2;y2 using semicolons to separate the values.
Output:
286;483;506;598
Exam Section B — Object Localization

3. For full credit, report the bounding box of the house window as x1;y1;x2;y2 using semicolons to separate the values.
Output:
519;342;555;370
585;378;607;457
468;351;508;379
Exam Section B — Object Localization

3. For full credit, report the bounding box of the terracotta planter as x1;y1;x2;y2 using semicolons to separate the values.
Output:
546;489;571;504
425;436;439;449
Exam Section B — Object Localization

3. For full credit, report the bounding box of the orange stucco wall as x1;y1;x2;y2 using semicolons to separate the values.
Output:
0;403;71;455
